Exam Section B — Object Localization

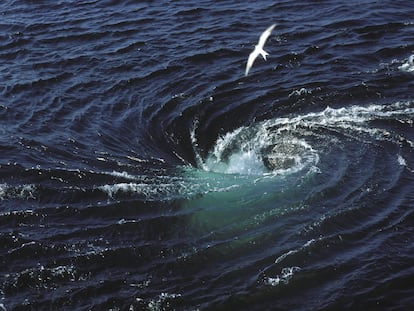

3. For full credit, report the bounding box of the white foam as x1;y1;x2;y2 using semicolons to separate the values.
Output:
398;55;414;72
147;293;182;311
99;177;212;201
264;266;301;286
99;182;172;199
397;154;406;167
117;218;139;225
211;127;244;163
0;184;37;200
190;118;207;170
275;238;316;264
49;265;77;281
397;154;414;173
201;101;414;177
273;102;414;129
205;148;265;175
203;122;319;176
288;87;312;98
106;170;137;180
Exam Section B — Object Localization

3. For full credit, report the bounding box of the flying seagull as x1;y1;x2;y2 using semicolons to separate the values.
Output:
245;24;276;76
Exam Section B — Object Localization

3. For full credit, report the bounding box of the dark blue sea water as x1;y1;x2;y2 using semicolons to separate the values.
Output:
1;1;414;310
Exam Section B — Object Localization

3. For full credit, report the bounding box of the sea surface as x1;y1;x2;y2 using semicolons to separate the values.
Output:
1;1;414;310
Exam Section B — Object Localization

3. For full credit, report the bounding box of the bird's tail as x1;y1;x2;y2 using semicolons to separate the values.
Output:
259;49;269;61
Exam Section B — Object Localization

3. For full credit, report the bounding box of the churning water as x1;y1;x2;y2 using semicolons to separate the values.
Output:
1;1;414;310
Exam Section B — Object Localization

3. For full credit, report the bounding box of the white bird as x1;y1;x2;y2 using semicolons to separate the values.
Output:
245;24;276;76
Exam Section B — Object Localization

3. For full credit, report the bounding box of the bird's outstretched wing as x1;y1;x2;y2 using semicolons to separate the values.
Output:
257;24;276;49
245;49;260;76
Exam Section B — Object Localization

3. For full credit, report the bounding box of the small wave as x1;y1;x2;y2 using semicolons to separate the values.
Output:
275;238;317;264
288;87;313;98
98;182;177;200
104;170;137;181
0;184;37;201
4;264;83;294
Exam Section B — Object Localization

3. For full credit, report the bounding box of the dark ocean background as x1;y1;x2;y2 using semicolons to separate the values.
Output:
1;1;414;310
